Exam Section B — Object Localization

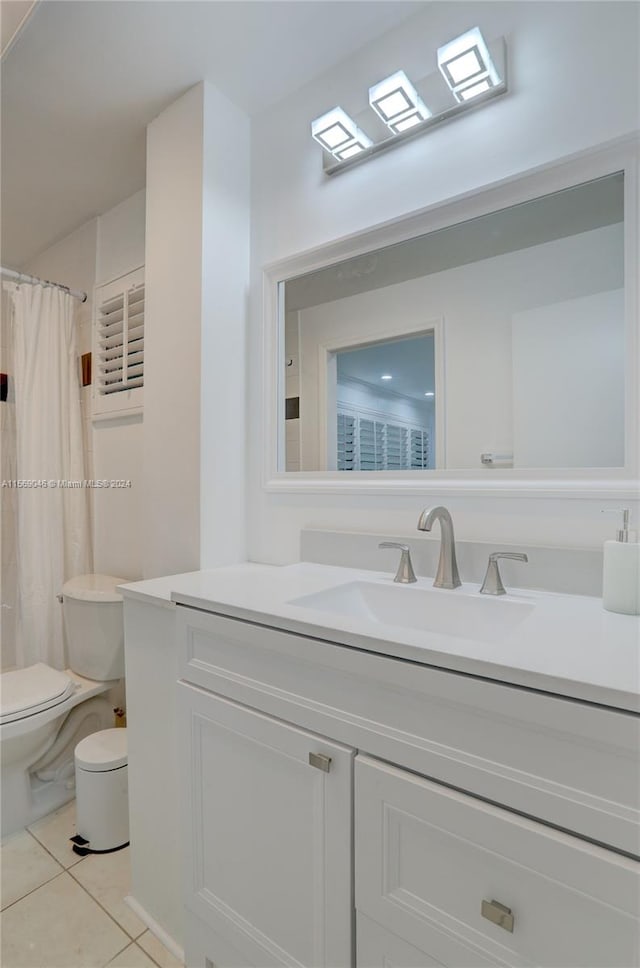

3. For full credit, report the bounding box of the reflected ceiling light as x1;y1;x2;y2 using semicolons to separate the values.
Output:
424;391;434;397
311;106;373;160
369;70;431;134
437;27;500;102
381;374;393;380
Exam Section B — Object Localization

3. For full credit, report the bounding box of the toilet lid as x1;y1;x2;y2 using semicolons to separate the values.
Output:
75;727;127;771
0;664;76;725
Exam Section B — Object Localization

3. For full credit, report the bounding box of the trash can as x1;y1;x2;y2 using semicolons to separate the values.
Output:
74;728;129;852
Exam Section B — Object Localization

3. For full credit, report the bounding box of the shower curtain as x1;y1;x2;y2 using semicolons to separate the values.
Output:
11;284;90;669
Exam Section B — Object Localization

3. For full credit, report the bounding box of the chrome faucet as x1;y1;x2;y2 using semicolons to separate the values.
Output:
417;506;461;589
480;552;528;595
378;542;417;584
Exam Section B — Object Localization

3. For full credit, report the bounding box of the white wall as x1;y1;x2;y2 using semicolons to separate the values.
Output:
284;311;301;471
143;86;203;577
93;190;146;580
25;219;97;298
144;82;249;577
200;83;250;570
512;289;625;468
96;188;145;286
92;414;144;579
245;0;640;563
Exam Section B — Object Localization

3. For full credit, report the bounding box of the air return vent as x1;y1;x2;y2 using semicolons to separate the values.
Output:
93;267;144;417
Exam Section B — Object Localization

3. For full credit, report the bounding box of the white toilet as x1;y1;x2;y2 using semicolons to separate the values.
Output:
0;574;128;839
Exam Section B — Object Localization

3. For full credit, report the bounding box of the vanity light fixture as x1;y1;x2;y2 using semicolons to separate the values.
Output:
369;70;431;134
311;106;373;161
437;27;501;102
312;29;506;174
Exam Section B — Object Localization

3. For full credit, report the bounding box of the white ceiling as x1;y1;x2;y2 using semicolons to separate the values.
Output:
1;0;423;268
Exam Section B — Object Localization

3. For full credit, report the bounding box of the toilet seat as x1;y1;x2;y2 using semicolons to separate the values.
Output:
0;664;76;725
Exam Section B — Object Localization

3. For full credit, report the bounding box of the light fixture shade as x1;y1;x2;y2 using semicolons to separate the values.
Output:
369;70;431;132
311;107;372;159
437;27;500;102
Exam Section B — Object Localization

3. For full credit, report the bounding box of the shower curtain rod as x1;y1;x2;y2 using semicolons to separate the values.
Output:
1;265;87;303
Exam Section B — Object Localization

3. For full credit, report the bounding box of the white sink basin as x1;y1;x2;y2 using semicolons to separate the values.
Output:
288;580;535;643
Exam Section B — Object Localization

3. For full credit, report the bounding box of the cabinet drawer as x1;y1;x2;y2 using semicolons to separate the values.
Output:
355;755;639;968
177;607;639;855
357;913;484;968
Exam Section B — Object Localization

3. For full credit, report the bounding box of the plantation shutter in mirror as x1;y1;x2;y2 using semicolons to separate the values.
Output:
410;429;430;469
93;267;144;417
337;410;431;471
359;418;384;471
385;423;408;471
337;413;356;471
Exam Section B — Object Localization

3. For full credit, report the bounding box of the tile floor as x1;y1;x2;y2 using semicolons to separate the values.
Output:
1;801;183;968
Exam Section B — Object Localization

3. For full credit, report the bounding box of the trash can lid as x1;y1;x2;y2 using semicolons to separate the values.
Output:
62;574;127;603
75;728;128;771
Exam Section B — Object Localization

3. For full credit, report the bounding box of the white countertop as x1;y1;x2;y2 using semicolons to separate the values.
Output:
120;562;640;713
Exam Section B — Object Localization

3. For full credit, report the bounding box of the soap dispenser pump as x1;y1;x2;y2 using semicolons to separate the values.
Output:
602;509;640;615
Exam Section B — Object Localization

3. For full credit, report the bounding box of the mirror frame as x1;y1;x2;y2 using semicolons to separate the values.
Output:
262;136;639;498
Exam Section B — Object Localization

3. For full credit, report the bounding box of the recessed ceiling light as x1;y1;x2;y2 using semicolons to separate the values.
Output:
381;374;393;380
437;27;500;103
369;70;431;132
311;107;372;159
424;391;434;397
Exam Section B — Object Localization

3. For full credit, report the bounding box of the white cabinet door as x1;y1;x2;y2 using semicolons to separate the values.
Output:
355;755;639;968
179;682;354;968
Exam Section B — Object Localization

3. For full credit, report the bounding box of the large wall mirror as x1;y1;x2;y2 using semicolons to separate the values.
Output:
267;143;638;492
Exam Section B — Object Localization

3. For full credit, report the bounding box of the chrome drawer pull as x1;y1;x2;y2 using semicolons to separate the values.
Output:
481;899;514;933
308;752;332;773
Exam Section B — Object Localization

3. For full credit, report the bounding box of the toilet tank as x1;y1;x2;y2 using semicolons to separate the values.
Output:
62;574;128;681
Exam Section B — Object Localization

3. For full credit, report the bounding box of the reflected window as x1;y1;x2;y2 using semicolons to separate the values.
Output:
333;335;435;471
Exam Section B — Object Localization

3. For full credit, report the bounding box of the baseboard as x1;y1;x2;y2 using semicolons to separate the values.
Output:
124;894;185;964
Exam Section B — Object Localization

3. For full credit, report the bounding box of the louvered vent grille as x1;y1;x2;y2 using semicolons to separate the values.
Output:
97;284;145;396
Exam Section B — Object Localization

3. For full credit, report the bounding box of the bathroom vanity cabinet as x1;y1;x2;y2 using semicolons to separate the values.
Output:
176;606;639;968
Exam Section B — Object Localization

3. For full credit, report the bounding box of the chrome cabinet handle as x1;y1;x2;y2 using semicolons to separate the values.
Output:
308;752;332;773
479;552;528;596
481;899;514;932
378;542;417;584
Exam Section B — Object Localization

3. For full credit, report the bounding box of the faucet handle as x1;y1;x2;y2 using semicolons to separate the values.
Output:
379;542;417;584
480;552;528;596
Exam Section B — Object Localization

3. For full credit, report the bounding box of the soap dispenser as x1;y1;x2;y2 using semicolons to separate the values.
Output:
602;509;640;615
